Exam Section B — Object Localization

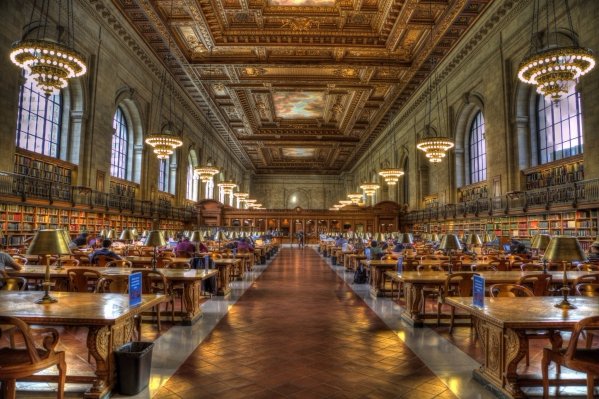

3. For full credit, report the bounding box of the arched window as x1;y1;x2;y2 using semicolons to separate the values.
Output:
186;163;198;201
158;158;169;192
537;88;583;163
15;81;62;157
469;111;486;184
111;107;129;179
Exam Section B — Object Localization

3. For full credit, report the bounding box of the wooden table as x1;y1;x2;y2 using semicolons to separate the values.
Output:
447;296;599;399
212;258;241;296
8;265;217;325
124;256;191;267
347;254;366;271
0;291;166;399
386;270;597;327
360;259;398;298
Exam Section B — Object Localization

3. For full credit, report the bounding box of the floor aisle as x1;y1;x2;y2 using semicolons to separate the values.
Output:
155;248;458;399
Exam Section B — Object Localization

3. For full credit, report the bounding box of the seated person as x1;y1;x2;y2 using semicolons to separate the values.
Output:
68;233;88;250
87;234;103;248
588;241;599;263
0;248;23;275
369;240;384;259
392;242;404;253
197;241;209;253
89;239;122;264
237;238;254;252
175;237;196;255
510;239;528;255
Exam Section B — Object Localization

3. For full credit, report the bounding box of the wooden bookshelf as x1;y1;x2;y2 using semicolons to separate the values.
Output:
522;155;583;190
458;181;488;203
109;178;138;199
14;149;76;185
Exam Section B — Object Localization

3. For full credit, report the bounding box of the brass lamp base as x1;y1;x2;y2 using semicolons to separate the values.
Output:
35;292;58;304
554;287;577;310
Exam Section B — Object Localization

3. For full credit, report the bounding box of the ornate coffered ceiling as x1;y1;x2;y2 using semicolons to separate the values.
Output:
113;0;494;174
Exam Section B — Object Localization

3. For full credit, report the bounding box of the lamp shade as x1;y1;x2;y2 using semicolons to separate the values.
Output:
26;229;71;255
130;228;138;238
144;230;166;247
106;229;116;239
482;232;493;243
400;233;414;245
430;233;440;242
216;231;227;241
141;230;148;238
466;234;483;246
119;229;135;241
231;231;239;239
189;231;202;242
374;232;385;242
531;234;551;251
439;234;462;251
543;236;586;263
202;230;211;240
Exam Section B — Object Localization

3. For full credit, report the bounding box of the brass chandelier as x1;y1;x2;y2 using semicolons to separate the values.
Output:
416;137;454;163
194;161;219;183
517;0;595;103
10;0;87;96
217;181;237;195
378;168;405;185
145;131;183;159
360;182;380;196
347;193;362;204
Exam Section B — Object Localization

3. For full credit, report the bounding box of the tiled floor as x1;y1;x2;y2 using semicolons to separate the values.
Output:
5;247;597;398
154;248;458;399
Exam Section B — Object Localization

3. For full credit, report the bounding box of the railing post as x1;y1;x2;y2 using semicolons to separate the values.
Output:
572;182;578;208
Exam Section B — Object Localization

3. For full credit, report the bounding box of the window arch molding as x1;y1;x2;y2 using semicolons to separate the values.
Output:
454;92;485;188
114;87;144;183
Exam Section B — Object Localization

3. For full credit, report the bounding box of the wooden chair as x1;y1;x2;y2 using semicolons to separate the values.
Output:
578;263;599;272
175;250;194;258
489;259;507;271
437;272;478;333
517;273;553;296
541;315;599;399
0;316;66;399
470;264;497;272
92;255;119;267
74;254;91;266
572;273;599;287
54;259;79;267
521;263;544;271
67;268;103;292
11;256;27;266
489;284;534;297
156;257;172;269
138;270;174;331
95;275;129;294
105;259;133;268
0;277;28;348
575;284;599;349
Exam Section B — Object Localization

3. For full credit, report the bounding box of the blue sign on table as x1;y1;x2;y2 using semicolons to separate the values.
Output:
472;274;485;308
365;248;372;261
129;272;142;307
397;256;404;274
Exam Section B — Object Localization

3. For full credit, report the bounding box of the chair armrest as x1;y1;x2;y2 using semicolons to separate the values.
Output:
33;327;61;353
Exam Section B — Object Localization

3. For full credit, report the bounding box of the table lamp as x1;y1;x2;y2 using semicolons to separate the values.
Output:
119;228;135;242
400;233;413;245
99;229;107;239
216;230;226;250
543;236;586;309
144;230;166;270
431;233;440;242
189;230;202;254
439;233;462;274
27;229;71;304
130;228;139;239
466;233;483;258
374;232;385;243
531;234;551;272
106;229;115;240
141;230;148;239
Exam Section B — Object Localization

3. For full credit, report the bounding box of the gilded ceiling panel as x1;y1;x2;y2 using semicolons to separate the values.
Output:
112;0;494;174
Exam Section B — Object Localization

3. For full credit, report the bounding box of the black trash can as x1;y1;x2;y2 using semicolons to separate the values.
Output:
115;342;154;395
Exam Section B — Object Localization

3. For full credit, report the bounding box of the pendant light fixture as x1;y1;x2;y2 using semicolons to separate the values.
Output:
347;193;362;204
416;3;454;163
10;0;87;96
517;0;595;103
145;1;183;159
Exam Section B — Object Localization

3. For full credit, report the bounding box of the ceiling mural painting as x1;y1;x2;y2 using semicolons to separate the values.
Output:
273;92;325;119
113;0;495;174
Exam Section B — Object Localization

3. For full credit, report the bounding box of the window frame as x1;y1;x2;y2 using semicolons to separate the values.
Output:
15;81;63;158
468;111;487;184
110;107;129;180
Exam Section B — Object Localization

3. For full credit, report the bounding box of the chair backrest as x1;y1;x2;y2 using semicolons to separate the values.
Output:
563;315;599;362
93;255;118;267
572;273;599;287
167;261;191;270
138;269;169;294
0;316;58;363
444;272;478;297
0;277;27;291
12;255;28;265
417;264;443;272
158;251;174;258
156;257;172;268
521;263;544;271
59;259;80;267
575;283;599;297
489;259;507;271
577;263;599;272
95;275;129;294
471;264;497;272
517;273;553;296
105;259;133;268
489;283;534;298
67;268;103;292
